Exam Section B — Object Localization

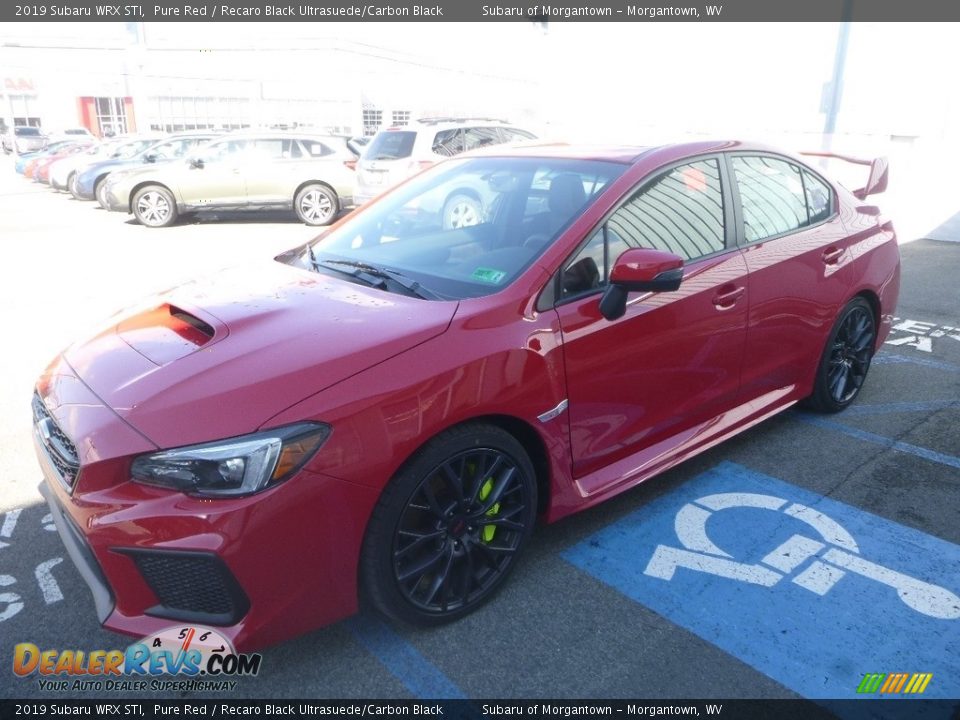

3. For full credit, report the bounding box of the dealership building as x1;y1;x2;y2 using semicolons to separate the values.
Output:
0;22;541;138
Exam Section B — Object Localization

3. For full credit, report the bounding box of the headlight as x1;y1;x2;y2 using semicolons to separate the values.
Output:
131;422;331;497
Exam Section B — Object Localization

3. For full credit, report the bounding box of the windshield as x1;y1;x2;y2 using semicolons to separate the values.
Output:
113;139;158;159
305;156;626;300
16;127;41;136
364;131;416;161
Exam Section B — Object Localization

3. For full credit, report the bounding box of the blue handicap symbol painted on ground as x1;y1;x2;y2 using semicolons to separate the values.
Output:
562;461;960;700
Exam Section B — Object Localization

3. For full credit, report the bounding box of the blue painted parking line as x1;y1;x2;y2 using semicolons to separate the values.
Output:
795;414;960;471
842;400;959;416
562;461;960;700
346;616;466;699
873;353;960;373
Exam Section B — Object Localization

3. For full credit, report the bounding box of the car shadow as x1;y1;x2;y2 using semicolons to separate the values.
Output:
122;209;354;227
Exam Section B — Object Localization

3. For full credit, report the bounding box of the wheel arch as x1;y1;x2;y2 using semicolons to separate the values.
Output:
851;288;881;346
294;179;338;203
128;181;177;214
468;413;551;515
378;413;552;518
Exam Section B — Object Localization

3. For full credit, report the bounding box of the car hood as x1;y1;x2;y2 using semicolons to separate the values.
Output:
83;157;140;177
109;162;177;185
64;261;457;448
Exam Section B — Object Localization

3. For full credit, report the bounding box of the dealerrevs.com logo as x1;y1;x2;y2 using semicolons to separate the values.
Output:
13;625;262;692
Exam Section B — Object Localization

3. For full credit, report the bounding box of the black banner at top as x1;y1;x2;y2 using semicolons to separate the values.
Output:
3;0;960;22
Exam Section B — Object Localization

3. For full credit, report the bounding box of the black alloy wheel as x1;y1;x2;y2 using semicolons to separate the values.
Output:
361;424;537;625
809;297;877;412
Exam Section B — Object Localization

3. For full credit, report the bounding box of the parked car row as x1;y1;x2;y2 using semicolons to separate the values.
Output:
2;125;95;154
11;117;539;228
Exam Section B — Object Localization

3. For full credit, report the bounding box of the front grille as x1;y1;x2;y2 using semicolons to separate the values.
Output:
127;550;250;624
32;393;81;488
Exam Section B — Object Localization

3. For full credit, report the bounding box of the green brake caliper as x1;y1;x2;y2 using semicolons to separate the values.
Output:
479;478;500;543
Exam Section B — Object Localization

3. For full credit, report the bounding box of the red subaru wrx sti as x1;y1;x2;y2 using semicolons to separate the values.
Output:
34;141;899;650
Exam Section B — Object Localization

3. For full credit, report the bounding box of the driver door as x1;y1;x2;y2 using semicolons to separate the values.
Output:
554;157;749;484
177;138;249;209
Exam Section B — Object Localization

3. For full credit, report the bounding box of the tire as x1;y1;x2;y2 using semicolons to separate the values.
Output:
360;423;538;626
295;183;339;226
442;194;482;230
132;185;179;228
807;297;877;413
68;173;81;199
95;178;109;209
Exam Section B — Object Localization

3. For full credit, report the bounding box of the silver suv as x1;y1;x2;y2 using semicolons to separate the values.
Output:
3;126;49;154
354;118;536;222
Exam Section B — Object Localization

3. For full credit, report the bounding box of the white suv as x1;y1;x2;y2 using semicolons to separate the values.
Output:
354;118;537;222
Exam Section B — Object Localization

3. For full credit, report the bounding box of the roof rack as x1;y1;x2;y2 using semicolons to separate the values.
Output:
415;116;511;125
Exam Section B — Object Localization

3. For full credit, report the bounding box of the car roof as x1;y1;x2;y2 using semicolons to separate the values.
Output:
153;132;219;139
218;130;345;141
466;139;810;166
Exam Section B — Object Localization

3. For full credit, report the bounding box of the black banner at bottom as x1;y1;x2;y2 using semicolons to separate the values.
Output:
2;699;959;720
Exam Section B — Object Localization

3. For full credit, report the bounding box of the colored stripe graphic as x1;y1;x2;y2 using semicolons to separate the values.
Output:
859;672;933;694
856;673;885;693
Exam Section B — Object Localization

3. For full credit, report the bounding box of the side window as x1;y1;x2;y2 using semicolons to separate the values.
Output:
802;169;832;224
561;159;725;298
501;128;536;142
463;127;501;151
301;139;332;158
150;140;181;159
732;156;807;242
200;139;246;163
432;129;463;157
251;139;302;160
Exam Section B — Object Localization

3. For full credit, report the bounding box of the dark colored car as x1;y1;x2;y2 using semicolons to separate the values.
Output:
34;141;898;650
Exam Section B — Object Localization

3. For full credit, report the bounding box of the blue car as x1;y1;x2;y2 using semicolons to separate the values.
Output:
71;133;218;204
13;141;81;174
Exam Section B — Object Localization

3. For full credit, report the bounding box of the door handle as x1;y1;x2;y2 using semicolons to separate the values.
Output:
712;285;745;309
822;246;844;265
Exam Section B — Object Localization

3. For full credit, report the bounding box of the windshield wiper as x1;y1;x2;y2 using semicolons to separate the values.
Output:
316;259;442;301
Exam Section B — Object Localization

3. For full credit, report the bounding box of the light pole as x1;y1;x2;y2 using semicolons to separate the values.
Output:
822;5;853;151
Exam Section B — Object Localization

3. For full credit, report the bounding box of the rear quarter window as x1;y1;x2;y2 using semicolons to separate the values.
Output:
301;139;334;157
431;129;464;157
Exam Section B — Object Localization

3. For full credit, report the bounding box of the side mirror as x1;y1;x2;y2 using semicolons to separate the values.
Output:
599;248;684;321
143;152;158;163
188;156;205;169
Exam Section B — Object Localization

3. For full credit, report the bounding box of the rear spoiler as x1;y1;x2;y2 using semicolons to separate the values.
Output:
799;151;889;200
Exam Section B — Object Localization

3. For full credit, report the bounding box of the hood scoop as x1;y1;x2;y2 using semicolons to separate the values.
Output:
116;303;222;366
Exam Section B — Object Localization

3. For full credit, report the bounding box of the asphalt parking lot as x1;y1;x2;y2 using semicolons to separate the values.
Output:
0;155;958;707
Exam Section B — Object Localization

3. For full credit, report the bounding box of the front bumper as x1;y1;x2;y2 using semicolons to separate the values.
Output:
103;186;128;212
34;359;380;650
38;480;114;623
72;175;97;200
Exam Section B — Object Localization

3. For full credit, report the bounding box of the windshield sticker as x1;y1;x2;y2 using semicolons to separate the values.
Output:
472;267;507;284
